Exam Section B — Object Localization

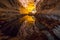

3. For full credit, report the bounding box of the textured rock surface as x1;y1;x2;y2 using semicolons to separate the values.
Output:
0;0;60;40
36;0;60;14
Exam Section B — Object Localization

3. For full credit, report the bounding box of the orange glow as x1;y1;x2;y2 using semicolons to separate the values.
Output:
19;0;36;14
20;15;35;23
19;0;36;23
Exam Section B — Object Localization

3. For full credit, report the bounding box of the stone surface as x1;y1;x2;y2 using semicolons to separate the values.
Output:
0;0;60;40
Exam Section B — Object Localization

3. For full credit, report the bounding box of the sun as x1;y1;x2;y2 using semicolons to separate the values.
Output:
19;0;36;14
19;0;36;23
